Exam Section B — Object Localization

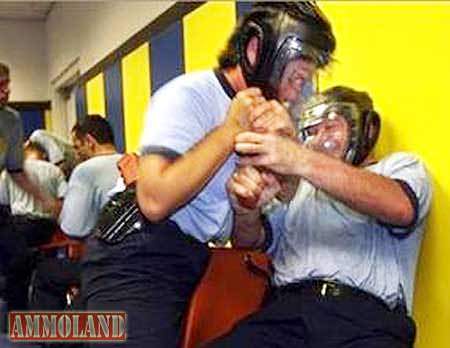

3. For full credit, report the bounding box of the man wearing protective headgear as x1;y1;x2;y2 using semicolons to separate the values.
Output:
219;86;432;347
82;2;335;347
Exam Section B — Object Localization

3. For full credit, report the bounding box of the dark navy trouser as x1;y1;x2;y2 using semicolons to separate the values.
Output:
30;256;82;311
82;219;210;348
0;216;31;312
207;283;416;348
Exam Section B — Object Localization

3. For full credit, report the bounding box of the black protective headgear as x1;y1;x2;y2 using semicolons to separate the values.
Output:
237;2;336;100
299;87;381;165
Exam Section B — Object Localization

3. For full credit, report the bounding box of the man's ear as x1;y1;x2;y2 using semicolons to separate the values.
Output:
85;133;97;149
246;36;259;67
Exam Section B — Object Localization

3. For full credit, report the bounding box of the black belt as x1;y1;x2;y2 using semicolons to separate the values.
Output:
273;279;406;314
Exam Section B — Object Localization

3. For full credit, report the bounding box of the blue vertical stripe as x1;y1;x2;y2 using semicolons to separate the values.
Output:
150;20;184;94
104;61;125;153
236;1;253;19
75;84;87;123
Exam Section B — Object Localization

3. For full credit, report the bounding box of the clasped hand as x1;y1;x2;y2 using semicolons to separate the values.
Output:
226;87;295;137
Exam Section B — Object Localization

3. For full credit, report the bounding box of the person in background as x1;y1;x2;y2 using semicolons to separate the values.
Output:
83;2;336;347
60;115;122;239
0;141;67;312
214;86;431;348
1;141;66;247
28;128;78;179
0;62;60;313
30;115;121;312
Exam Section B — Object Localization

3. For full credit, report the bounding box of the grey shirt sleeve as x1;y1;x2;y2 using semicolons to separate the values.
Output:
0;171;9;205
6;111;24;172
378;153;432;235
52;167;68;199
59;167;95;238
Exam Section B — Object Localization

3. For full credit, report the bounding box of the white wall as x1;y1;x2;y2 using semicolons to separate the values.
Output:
46;1;174;82
0;19;48;101
45;1;174;136
45;1;174;138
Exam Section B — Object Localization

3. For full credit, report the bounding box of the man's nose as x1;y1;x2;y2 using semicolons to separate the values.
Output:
291;75;304;90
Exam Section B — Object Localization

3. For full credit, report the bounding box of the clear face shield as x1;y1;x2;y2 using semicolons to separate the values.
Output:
271;37;330;121
299;100;362;160
282;78;314;125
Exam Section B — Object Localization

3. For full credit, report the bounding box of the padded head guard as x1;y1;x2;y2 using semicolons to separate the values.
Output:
237;2;336;99
299;86;381;165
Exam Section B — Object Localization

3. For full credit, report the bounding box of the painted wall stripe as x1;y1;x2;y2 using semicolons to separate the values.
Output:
121;42;151;153
236;1;253;19
104;60;126;153
44;109;52;132
183;2;236;73
150;20;184;94
86;72;106;117
75;84;87;123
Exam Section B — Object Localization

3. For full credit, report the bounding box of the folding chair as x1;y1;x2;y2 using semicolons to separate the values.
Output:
181;247;271;348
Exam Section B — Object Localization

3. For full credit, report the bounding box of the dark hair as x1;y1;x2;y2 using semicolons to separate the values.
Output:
218;1;335;69
71;122;83;140
254;1;333;31
322;85;381;164
322;86;374;116
0;63;10;78
75;115;115;145
25;141;49;161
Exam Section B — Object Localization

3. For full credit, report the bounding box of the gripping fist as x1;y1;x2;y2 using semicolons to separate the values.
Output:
250;100;296;138
227;165;281;212
225;88;265;134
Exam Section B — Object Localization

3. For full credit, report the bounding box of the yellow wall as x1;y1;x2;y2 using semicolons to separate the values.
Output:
183;1;236;72
44;109;52;132
77;2;449;344
318;2;450;347
86;72;106;116
121;42;151;152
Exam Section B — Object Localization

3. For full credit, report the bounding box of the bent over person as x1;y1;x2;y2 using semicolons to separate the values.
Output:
82;2;336;347
211;86;432;348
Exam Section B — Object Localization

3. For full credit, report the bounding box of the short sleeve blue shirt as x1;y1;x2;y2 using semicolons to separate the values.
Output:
139;70;238;243
267;152;432;313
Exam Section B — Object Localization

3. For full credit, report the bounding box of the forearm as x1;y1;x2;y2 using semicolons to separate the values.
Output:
295;148;414;226
137;124;237;221
11;171;49;203
10;171;59;217
231;210;265;249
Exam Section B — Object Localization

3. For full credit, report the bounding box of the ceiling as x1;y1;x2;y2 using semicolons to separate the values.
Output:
0;1;54;21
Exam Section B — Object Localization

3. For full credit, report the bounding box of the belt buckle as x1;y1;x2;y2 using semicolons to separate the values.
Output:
320;281;341;297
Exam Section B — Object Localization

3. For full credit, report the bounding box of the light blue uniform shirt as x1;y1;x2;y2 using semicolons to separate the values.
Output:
267;152;432;313
60;153;122;238
139;70;237;243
